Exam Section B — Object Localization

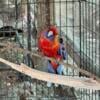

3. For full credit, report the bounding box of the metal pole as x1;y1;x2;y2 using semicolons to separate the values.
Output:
27;0;32;66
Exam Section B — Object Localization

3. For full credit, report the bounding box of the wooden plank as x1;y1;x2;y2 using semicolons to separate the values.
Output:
1;42;100;82
0;58;100;90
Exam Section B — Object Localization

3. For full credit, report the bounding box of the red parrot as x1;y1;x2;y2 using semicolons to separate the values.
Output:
38;26;61;58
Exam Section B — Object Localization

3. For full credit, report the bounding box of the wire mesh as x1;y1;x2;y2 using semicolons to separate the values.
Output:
0;0;100;100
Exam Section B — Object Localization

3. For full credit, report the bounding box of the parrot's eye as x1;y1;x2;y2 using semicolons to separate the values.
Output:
47;31;53;37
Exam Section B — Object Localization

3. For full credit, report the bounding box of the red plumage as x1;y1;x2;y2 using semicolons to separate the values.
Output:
38;26;60;58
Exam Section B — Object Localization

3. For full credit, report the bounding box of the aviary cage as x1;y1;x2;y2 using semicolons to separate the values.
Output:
0;0;100;100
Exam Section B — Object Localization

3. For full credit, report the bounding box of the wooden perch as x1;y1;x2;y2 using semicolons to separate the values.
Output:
0;58;100;90
1;42;100;82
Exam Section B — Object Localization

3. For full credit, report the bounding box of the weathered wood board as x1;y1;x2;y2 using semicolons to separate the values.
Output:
0;58;100;90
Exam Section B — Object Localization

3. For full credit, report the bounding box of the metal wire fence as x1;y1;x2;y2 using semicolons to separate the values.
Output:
0;0;100;100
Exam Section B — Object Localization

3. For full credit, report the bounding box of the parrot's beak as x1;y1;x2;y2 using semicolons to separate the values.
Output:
47;31;53;37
